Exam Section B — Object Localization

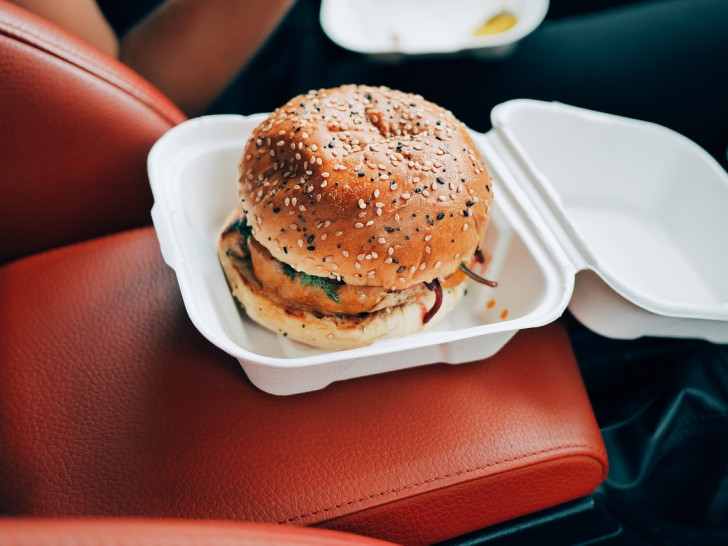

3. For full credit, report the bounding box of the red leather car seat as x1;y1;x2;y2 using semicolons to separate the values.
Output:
0;519;395;546
0;0;185;265
0;2;608;544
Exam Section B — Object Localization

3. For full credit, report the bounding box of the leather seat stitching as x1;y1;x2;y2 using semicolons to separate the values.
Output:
278;443;608;524
0;20;183;125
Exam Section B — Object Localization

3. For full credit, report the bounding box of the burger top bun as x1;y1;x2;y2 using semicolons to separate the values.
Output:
238;84;492;289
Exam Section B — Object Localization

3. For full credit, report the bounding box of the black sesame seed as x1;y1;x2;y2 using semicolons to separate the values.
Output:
283;247;288;254
273;207;281;213
397;265;406;273
466;201;474;207
307;245;315;251
385;227;395;233
436;177;445;185
437;213;445;220
463;210;470;217
307;235;315;244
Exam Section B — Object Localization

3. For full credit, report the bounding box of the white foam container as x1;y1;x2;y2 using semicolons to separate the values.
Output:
319;0;549;60
149;100;728;395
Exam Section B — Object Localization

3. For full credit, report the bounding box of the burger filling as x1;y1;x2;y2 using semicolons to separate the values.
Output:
222;214;458;319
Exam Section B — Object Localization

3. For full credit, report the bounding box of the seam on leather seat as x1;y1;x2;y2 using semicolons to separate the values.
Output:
278;443;608;524
0;19;184;126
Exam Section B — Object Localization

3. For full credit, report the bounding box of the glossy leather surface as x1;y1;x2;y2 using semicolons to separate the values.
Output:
0;227;607;545
0;519;394;545
0;0;185;265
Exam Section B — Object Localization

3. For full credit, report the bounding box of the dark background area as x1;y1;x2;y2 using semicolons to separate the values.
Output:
98;0;728;171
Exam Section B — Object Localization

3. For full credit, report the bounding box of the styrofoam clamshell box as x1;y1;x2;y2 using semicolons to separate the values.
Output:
319;0;549;60
149;100;728;395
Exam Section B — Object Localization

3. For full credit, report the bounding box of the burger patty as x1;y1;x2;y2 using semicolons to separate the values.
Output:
222;215;433;316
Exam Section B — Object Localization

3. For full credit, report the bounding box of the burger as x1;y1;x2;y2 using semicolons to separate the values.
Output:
218;85;495;350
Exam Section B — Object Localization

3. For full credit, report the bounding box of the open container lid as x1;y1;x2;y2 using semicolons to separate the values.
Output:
148;100;728;395
485;100;728;343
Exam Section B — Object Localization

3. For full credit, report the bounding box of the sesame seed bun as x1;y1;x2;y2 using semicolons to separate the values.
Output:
238;84;492;290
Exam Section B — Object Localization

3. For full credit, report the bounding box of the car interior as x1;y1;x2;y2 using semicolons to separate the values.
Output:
1;1;726;545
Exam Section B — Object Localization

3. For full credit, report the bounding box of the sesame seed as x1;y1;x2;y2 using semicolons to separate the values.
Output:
409;266;416;274
378;237;386;244
355;262;361;269
365;220;374;226
321;233;328;241
463;223;469;231
276;140;285;147
419;263;426;270
435;261;442;269
285;198;290;206
335;231;343;236
355;223;364;228
388;247;394;255
358;199;366;209
374;189;380;198
376;209;382;216
299;205;306;211
425;246;431;254
439;195;447;202
399;277;406;283
297;239;303;247
321;172;330;178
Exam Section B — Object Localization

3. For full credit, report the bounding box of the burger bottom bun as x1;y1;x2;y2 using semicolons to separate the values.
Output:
218;227;467;351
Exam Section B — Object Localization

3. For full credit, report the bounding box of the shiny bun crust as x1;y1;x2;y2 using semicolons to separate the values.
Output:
239;84;492;288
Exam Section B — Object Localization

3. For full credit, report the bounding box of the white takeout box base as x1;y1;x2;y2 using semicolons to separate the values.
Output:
149;100;728;395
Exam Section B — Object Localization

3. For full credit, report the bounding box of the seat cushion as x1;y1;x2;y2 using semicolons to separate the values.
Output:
0;0;186;265
0;227;607;545
0;518;394;546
